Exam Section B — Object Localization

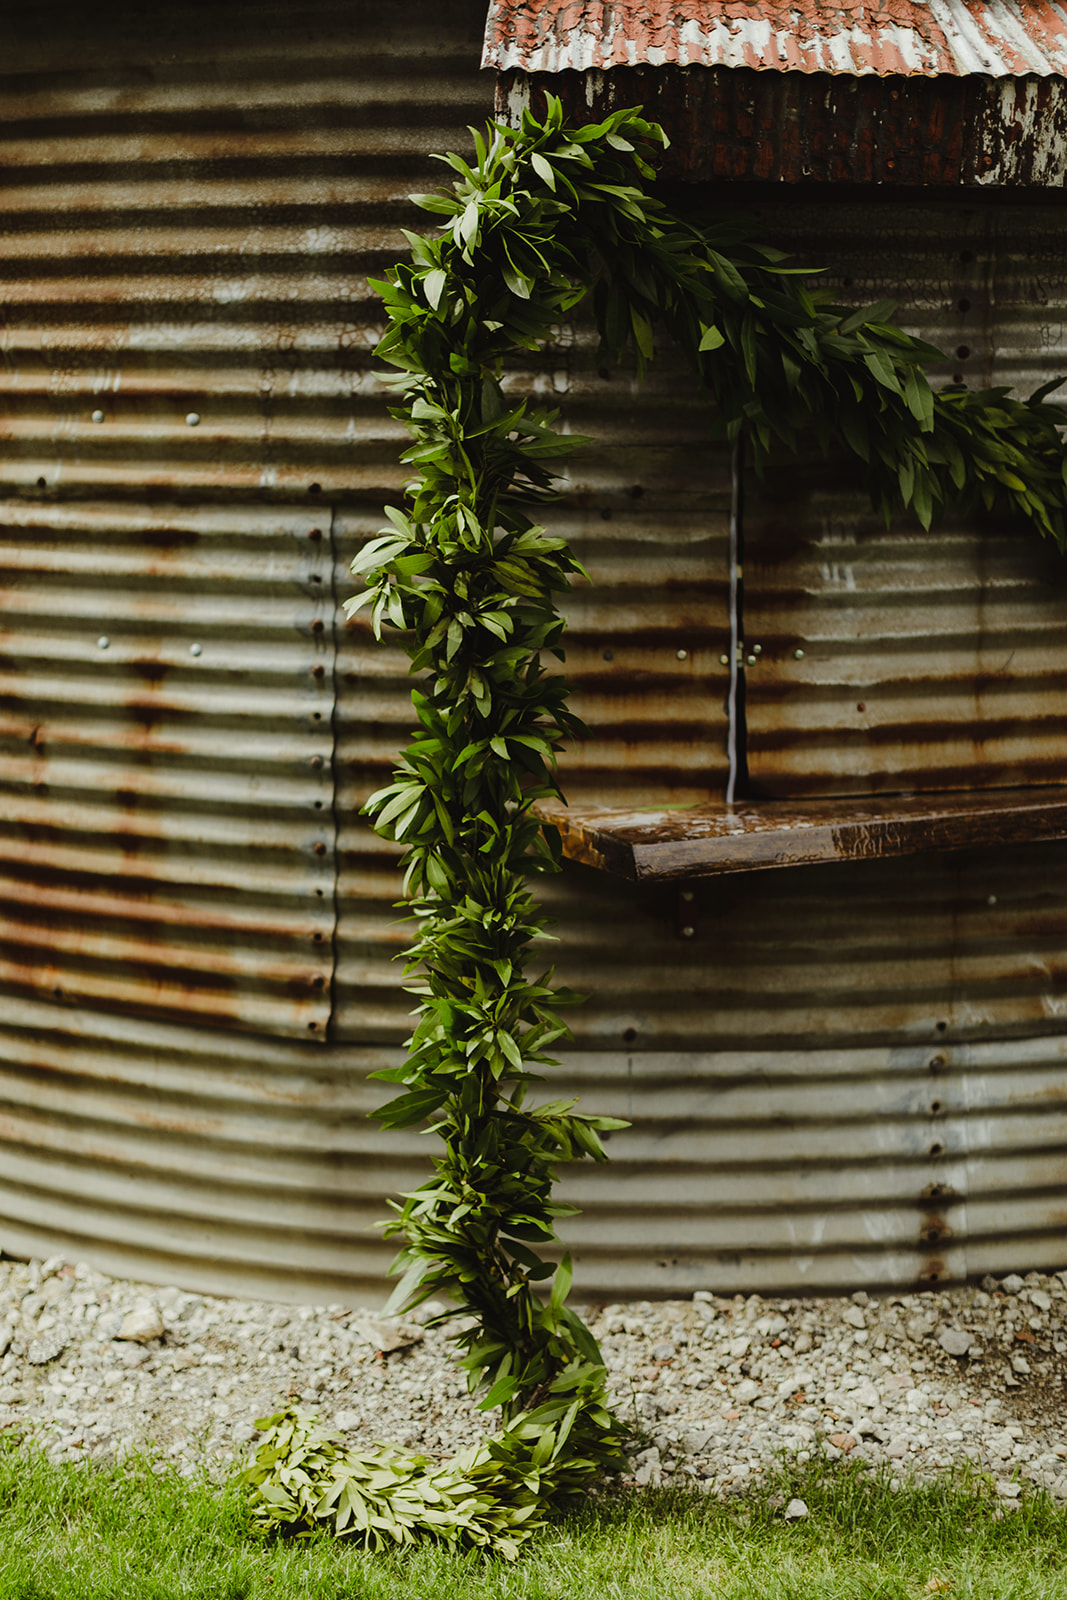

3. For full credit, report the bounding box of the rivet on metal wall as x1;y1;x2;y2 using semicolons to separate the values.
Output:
96;636;110;650
987;894;998;906
746;654;756;667
719;654;729;666
313;842;327;856
676;649;688;661
752;644;762;655
680;925;695;939
91;410;105;424
189;643;202;658
185;412;201;427
794;648;805;660
311;665;325;679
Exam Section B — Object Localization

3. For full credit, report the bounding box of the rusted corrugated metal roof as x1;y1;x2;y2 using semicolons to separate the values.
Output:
483;0;1067;78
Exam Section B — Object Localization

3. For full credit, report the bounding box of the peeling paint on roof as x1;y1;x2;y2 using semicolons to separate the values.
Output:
483;0;1067;78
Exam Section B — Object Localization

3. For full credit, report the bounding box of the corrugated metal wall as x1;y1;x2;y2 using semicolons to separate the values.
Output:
2;7;1066;1300
0;0;496;1297
498;67;1067;187
740;195;1067;798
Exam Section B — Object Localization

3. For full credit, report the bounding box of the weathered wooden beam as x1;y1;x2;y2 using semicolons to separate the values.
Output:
534;788;1067;882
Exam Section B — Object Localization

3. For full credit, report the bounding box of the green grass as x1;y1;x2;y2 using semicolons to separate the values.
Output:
1;1432;1066;1599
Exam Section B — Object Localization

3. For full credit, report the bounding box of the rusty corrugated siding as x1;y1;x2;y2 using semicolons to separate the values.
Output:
0;500;336;1037
542;837;1067;1294
0;0;497;1297
498;66;1067;187
483;0;1067;77
738;193;1067;798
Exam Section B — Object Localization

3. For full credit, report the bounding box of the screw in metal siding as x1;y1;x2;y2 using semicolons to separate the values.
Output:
96;636;110;650
681;890;694;902
987;894;997;906
676;649;688;661
719;654;729;666
189;643;202;658
185;412;201;427
91;410;105;424
311;664;325;679
313;841;327;856
681;925;695;939
746;654;756;667
310;755;324;770
794;648;805;660
752;643;762;655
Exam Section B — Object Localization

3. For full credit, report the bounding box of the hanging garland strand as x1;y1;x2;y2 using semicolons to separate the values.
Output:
244;100;1067;1557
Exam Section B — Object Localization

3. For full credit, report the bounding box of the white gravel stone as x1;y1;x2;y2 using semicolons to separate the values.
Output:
118;1308;165;1344
26;1335;64;1367
784;1497;809;1520
1;1256;1066;1500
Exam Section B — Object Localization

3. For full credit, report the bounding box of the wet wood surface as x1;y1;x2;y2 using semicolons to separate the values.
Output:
534;787;1067;882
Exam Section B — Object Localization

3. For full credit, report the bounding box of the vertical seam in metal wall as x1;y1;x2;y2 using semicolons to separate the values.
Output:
325;502;343;1045
726;434;742;805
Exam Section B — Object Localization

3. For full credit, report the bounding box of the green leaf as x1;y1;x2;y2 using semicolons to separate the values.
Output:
530;152;556;191
708;249;749;303
422;269;447;310
863;347;902;395
550;1252;573;1316
904;365;934;431
631;306;654;361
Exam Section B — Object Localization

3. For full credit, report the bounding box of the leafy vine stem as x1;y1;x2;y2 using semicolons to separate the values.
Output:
243;99;1067;1556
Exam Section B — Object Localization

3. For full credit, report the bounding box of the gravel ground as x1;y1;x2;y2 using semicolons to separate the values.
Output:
1;1253;1066;1504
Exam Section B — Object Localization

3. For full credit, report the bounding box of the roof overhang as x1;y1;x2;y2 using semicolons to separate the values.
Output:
483;1;1067;185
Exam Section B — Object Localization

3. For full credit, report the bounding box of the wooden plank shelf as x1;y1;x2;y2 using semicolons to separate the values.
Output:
534;788;1067;883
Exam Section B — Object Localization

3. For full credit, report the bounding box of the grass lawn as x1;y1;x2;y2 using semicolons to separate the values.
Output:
1;1433;1064;1599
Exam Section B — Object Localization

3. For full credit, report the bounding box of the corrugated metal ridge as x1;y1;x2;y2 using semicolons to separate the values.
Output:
483;0;1067;78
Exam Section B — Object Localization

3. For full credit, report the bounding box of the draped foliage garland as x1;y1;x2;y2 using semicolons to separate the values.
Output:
243;99;1067;1557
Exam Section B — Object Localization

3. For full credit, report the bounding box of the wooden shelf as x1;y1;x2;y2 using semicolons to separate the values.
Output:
534;787;1067;883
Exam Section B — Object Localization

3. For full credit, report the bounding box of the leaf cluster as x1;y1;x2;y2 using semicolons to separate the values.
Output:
242;1399;625;1561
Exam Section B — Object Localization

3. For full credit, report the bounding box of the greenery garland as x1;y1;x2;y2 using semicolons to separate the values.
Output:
244;99;1067;1557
